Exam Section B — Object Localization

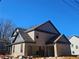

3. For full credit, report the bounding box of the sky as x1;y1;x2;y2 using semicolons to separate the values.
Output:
0;0;79;36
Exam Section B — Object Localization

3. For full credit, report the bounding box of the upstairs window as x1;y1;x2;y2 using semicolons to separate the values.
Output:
36;33;39;39
76;45;78;49
71;44;73;47
36;36;39;39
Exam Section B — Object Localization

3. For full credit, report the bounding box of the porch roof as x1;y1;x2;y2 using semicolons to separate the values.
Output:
46;34;71;44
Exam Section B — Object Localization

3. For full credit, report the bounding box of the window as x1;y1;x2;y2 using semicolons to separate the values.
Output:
36;36;39;39
20;44;23;53
76;45;78;49
72;51;75;54
13;45;15;53
36;33;39;39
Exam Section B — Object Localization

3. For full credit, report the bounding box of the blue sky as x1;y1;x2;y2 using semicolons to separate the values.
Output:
0;0;79;36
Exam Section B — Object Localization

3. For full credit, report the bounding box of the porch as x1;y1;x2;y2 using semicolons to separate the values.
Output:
27;45;55;57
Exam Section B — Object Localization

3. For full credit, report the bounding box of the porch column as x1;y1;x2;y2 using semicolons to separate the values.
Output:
54;44;57;57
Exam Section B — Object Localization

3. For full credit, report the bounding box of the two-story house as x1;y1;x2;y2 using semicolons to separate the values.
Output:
11;21;71;59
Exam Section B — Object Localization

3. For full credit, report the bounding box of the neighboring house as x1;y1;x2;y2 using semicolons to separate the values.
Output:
0;38;10;55
69;36;79;55
11;20;71;59
0;38;10;59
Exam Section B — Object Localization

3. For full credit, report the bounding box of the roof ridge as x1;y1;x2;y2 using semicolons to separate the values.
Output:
24;20;50;32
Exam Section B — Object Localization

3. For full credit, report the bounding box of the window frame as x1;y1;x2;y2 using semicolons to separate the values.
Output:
20;44;23;53
76;45;78;49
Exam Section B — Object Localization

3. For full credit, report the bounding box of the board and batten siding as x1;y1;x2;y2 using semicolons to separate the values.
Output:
14;33;24;43
55;43;71;56
11;33;25;57
35;31;55;46
12;43;25;57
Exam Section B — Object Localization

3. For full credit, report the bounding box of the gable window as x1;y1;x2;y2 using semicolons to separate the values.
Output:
20;44;23;53
36;36;39;39
36;33;39;39
13;45;15;53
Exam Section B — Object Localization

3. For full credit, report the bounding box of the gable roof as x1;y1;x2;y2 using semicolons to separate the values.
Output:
45;34;59;44
46;34;70;44
19;29;35;43
54;34;70;43
12;28;35;43
54;34;70;44
25;20;60;35
12;20;61;44
11;28;26;37
12;20;60;37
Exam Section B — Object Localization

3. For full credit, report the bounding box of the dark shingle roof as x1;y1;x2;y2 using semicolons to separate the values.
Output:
25;20;60;34
19;30;35;43
12;28;35;43
46;34;70;44
45;35;59;44
12;20;60;43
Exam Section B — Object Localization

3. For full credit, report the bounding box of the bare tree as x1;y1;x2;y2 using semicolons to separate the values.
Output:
0;19;15;40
